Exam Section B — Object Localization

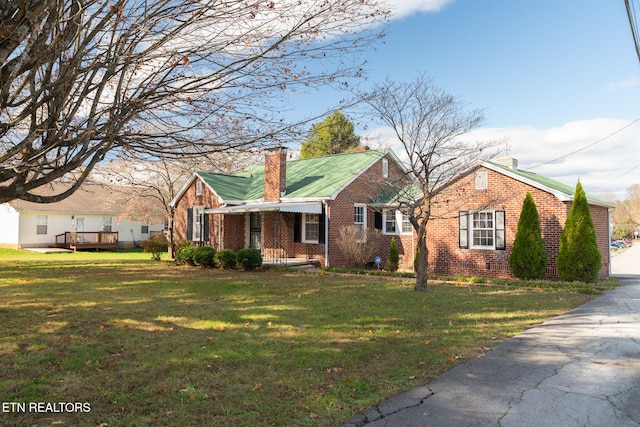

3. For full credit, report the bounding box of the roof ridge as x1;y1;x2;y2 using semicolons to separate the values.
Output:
485;161;614;207
284;148;387;164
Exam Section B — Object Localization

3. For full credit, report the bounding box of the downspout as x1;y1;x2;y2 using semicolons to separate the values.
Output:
608;208;613;277
323;200;329;268
218;213;222;250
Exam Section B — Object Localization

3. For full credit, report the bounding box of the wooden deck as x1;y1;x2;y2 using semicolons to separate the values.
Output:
54;232;119;251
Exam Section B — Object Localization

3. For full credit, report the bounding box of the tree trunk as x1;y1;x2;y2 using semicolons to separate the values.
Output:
414;232;429;291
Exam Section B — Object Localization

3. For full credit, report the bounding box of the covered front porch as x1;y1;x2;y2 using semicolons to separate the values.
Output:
206;201;327;267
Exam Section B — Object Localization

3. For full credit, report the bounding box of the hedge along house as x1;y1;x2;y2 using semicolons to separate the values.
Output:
425;156;615;279
170;148;417;268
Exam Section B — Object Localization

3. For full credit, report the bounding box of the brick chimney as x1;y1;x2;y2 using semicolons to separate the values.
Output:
264;147;287;202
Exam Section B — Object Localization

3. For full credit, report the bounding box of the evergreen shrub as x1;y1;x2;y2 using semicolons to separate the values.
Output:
236;248;262;270
176;244;196;265
193;246;216;267
556;182;601;282
509;193;547;279
215;249;238;269
387;237;399;272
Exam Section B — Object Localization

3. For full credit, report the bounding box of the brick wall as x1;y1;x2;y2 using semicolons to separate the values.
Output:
327;154;414;268
173;177;221;247
425;166;611;279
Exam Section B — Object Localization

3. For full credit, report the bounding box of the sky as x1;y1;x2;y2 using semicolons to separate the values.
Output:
290;0;640;201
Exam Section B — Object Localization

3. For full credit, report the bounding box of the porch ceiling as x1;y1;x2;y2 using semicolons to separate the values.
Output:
205;202;322;214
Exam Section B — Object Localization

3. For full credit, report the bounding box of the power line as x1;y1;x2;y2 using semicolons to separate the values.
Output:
525;117;640;170
591;162;640;191
625;0;640;64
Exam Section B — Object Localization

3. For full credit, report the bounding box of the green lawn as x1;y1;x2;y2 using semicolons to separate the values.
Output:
0;249;607;426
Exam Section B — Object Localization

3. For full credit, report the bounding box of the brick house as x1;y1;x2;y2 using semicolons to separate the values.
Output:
426;157;614;279
170;148;415;268
171;150;614;278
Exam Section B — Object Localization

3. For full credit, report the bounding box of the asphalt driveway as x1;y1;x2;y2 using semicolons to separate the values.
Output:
343;245;640;427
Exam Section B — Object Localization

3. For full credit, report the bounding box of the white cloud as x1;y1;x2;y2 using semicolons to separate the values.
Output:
367;117;640;200
386;0;456;19
471;118;640;200
604;77;640;91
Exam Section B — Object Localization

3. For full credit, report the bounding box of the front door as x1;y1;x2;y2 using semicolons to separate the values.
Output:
75;216;85;232
249;212;261;250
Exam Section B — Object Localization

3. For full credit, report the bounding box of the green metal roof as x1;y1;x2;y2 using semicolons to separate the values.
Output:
487;161;614;207
197;149;387;202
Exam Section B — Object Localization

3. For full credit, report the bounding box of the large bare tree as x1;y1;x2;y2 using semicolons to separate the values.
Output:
362;74;504;291
0;0;388;203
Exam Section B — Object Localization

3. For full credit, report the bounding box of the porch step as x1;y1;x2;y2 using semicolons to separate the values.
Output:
263;257;321;269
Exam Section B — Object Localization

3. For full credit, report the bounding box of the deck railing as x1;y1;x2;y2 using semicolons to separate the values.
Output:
54;231;119;250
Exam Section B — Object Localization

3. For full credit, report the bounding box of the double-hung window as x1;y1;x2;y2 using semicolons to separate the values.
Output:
302;213;320;243
401;212;412;234
383;210;413;235
459;210;505;250
102;217;113;232
384;211;397;234
36;215;48;235
354;204;367;242
193;206;205;241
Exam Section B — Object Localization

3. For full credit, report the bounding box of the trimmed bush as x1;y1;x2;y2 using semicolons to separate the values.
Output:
236;248;262;270
193;246;216;267
387;237;399;272
176;244;196;265
140;233;169;261
215;249;237;269
509;193;547;280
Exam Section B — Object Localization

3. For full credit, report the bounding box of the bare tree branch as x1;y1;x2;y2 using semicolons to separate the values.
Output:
0;0;389;203
361;73;505;291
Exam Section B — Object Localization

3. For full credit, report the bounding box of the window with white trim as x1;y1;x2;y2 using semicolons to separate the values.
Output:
401;212;412;234
193;206;204;241
382;158;389;178
102;217;113;232
354;204;367;242
195;180;203;196
383;210;413;235
36;215;48;235
302;213;319;243
384;211;396;234
459;210;506;250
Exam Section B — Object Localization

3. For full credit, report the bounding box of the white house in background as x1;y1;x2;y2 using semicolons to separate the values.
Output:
0;183;164;249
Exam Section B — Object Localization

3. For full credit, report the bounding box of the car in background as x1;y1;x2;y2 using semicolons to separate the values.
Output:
611;240;625;251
